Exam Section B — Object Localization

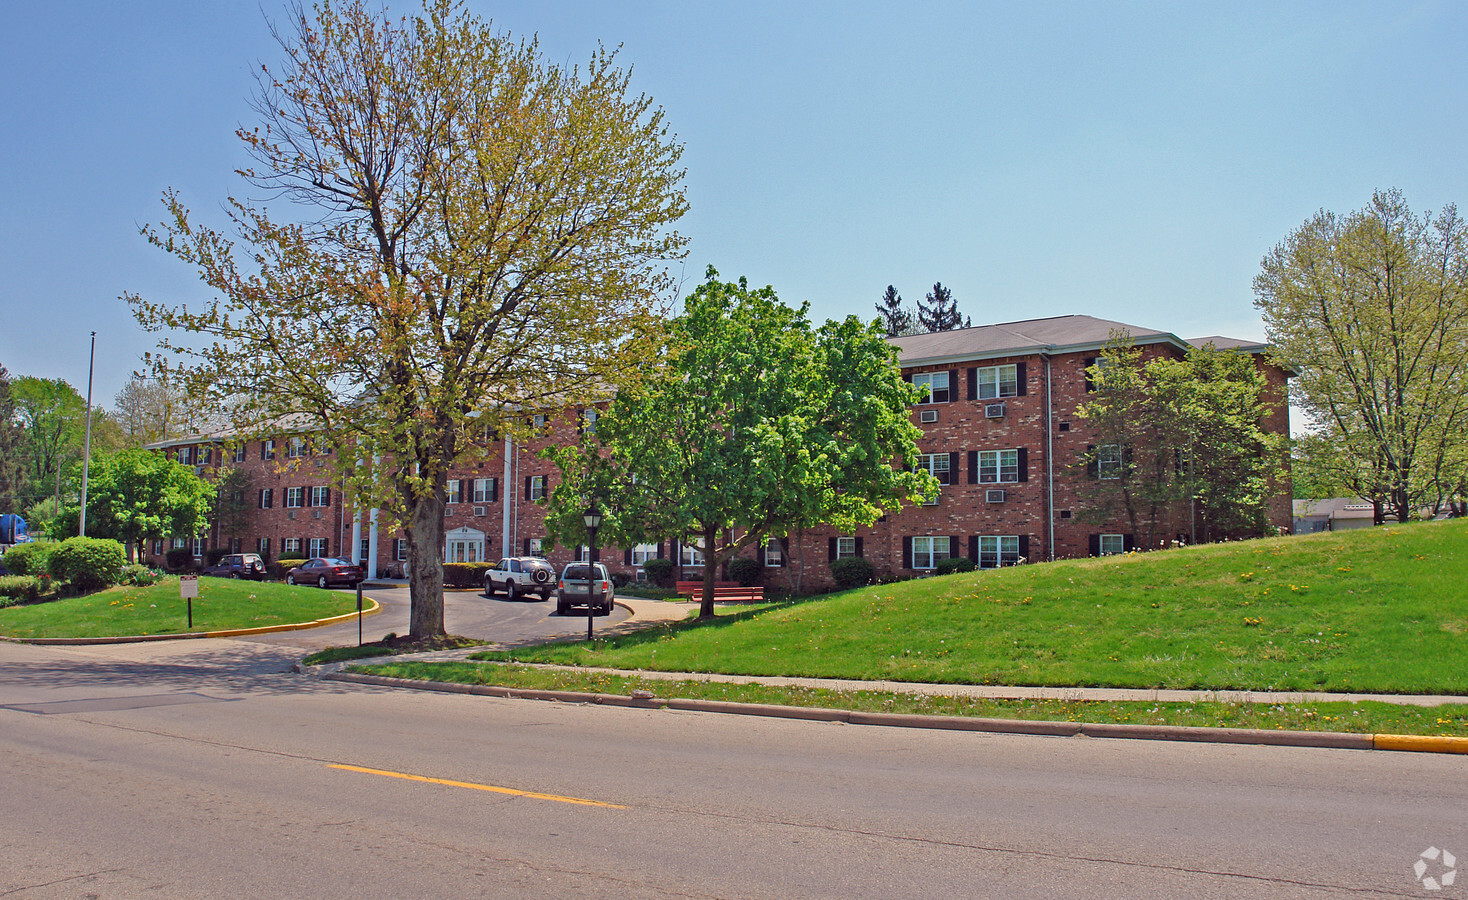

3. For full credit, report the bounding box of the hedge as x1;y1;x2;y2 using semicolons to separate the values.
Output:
48;537;127;593
935;556;976;575
0;575;43;604
829;556;875;590
642;557;674;587
727;557;763;587
444;561;494;588
3;543;52;577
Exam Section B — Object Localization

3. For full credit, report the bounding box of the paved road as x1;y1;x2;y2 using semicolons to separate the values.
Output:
2;637;1466;898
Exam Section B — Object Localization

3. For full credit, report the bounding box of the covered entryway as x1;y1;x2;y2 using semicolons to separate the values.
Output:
445;526;487;563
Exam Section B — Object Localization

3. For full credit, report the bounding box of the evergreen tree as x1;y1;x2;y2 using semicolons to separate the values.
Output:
917;282;970;332
874;285;916;337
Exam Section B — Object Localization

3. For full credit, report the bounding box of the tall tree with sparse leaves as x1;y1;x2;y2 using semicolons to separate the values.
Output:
875;284;916;337
127;0;688;639
917;281;970;332
542;269;937;618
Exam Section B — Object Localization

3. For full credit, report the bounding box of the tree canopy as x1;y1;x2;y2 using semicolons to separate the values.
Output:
543;270;937;617
0;366;26;512
126;0;688;638
50;448;214;556
1254;189;1468;521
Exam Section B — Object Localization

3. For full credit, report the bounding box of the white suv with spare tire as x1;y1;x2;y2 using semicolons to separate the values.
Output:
484;556;556;601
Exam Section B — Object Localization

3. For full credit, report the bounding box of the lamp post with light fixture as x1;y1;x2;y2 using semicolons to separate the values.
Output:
582;504;601;642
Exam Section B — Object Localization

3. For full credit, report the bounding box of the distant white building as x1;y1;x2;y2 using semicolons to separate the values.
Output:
1292;498;1376;533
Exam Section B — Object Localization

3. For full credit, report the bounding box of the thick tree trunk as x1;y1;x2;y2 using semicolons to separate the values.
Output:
699;524;718;619
404;492;447;640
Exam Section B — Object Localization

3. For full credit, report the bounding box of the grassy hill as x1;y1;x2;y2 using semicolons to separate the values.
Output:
487;519;1468;694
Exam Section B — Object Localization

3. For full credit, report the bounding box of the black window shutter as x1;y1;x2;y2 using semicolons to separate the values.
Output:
489;479;498;502
524;476;531;500
968;535;979;563
523;538;530;555
967;450;978;484
902;536;913;569
1084;357;1097;392
657;541;666;559
902;372;912;383
1124;534;1136;552
1086;445;1098;478
322;539;329;556
1089;534;1101;556
966;367;977;401
778;537;789;567
624;548;632;565
855;537;864;557
828;537;837;561
947;452;959;485
946;369;958;402
324;487;331;506
1015;362;1027;396
949;535;960;558
1019;535;1030;559
1017;447;1029;482
260;442;265;461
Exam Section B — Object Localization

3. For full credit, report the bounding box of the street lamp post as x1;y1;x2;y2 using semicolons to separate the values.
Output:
582;505;601;643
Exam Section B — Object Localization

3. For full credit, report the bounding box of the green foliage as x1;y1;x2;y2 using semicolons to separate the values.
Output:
444;562;493;588
829;556;874;590
1255;189;1468;520
0;575;42;603
642;557;675;587
917;282;969;331
50;447;214;547
119;564;161;586
3;542;52;576
727;557;763;587
272;558;307;580
874;285;916;337
544;269;937;618
164;548;196;572
9;375;87;510
48;537;126;592
0;366;25;512
935;557;977;575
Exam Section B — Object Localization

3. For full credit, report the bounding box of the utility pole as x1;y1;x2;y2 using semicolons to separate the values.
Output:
78;332;96;537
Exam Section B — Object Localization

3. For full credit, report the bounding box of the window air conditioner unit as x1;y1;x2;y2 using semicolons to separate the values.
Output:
286;510;296;520
312;509;323;519
444;506;454;517
923;493;940;506
984;403;1006;419
473;506;486;517
986;489;1007;503
194;465;205;475
919;409;939;424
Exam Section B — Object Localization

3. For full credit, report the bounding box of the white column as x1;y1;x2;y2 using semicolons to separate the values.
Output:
367;507;380;577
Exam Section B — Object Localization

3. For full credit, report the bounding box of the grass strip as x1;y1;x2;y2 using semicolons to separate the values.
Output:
302;634;487;666
349;660;1468;738
0;577;361;639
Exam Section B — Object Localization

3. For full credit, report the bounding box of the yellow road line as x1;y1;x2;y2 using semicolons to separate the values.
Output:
328;764;626;808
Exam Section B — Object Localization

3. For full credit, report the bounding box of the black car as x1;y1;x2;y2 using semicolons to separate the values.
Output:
286;557;365;588
202;553;266;580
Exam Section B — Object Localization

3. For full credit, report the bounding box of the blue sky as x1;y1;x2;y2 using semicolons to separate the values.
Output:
3;1;1465;425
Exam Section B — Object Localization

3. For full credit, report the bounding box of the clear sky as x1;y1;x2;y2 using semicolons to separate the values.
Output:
3;0;1465;422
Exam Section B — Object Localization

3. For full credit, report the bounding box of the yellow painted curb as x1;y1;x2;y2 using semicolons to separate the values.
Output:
1374;733;1468;754
205;596;382;637
3;596;381;644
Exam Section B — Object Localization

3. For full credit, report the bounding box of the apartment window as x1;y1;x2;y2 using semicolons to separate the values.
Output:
282;537;302;556
233;445;247;463
395;539;408;561
259;489;273;509
835;537;858;559
286;437;305;459
680;542;704;568
171;537;186;550
308;538;328;557
580;408;597;435
576;545;590;562
309;486;330;507
1098;445;1123;480
192;537;206;557
977;449;1020;483
178;446;193;466
262;439;276;460
1084;356;1113;392
529;538;543;556
1099;534;1126;556
532;413;547;430
977;535;1021;569
360;538;370;562
285;487;305;508
527;475;546;502
975;364;1019;399
199;446;212;465
258;537;270;557
916;453;951;485
152;540;163;555
911;371;950;404
473;478;497;503
632;543;657;565
764;540;783;567
910;536;951;570
446;480;463;505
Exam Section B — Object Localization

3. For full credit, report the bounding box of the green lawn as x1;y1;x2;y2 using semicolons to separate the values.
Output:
467;519;1468;695
0;577;362;639
350;661;1468;737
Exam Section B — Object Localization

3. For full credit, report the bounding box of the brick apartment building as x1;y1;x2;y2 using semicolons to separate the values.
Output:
144;314;1292;590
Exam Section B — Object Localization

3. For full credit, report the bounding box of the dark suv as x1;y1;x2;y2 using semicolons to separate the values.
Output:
202;553;266;580
484;557;556;601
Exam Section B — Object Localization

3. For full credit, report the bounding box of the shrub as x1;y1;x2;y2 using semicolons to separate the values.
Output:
204;547;230;565
165;548;196;572
829;556;875;590
642;557;674;588
0;575;42;604
610;572;631;588
935;556;976;575
2;542;52;577
119;564;161;587
727;557;763;587
273;558;307;580
48;537;127;593
444;561;494;588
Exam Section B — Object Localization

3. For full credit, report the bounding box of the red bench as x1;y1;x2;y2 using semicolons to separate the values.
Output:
675;581;765;602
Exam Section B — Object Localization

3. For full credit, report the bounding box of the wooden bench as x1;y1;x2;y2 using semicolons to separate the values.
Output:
675;580;765;603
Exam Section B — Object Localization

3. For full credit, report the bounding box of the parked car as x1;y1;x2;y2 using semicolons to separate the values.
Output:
286;557;364;589
484;556;556;601
555;562;614;616
202;553;266;580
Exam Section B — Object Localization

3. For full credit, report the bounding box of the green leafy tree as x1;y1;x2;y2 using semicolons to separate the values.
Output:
126;0;688;639
542;269;937;618
50;448;214;559
0;366;26;512
1254;189;1468;522
875;285;916;337
917;281;970;332
10;376;87;510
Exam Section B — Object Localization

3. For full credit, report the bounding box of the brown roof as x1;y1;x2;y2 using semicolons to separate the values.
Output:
889;315;1184;366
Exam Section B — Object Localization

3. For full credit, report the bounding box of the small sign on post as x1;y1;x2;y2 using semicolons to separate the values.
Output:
180;575;198;628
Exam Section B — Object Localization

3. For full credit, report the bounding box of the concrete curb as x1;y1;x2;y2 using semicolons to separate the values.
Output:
322;671;1467;753
3;597;382;645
